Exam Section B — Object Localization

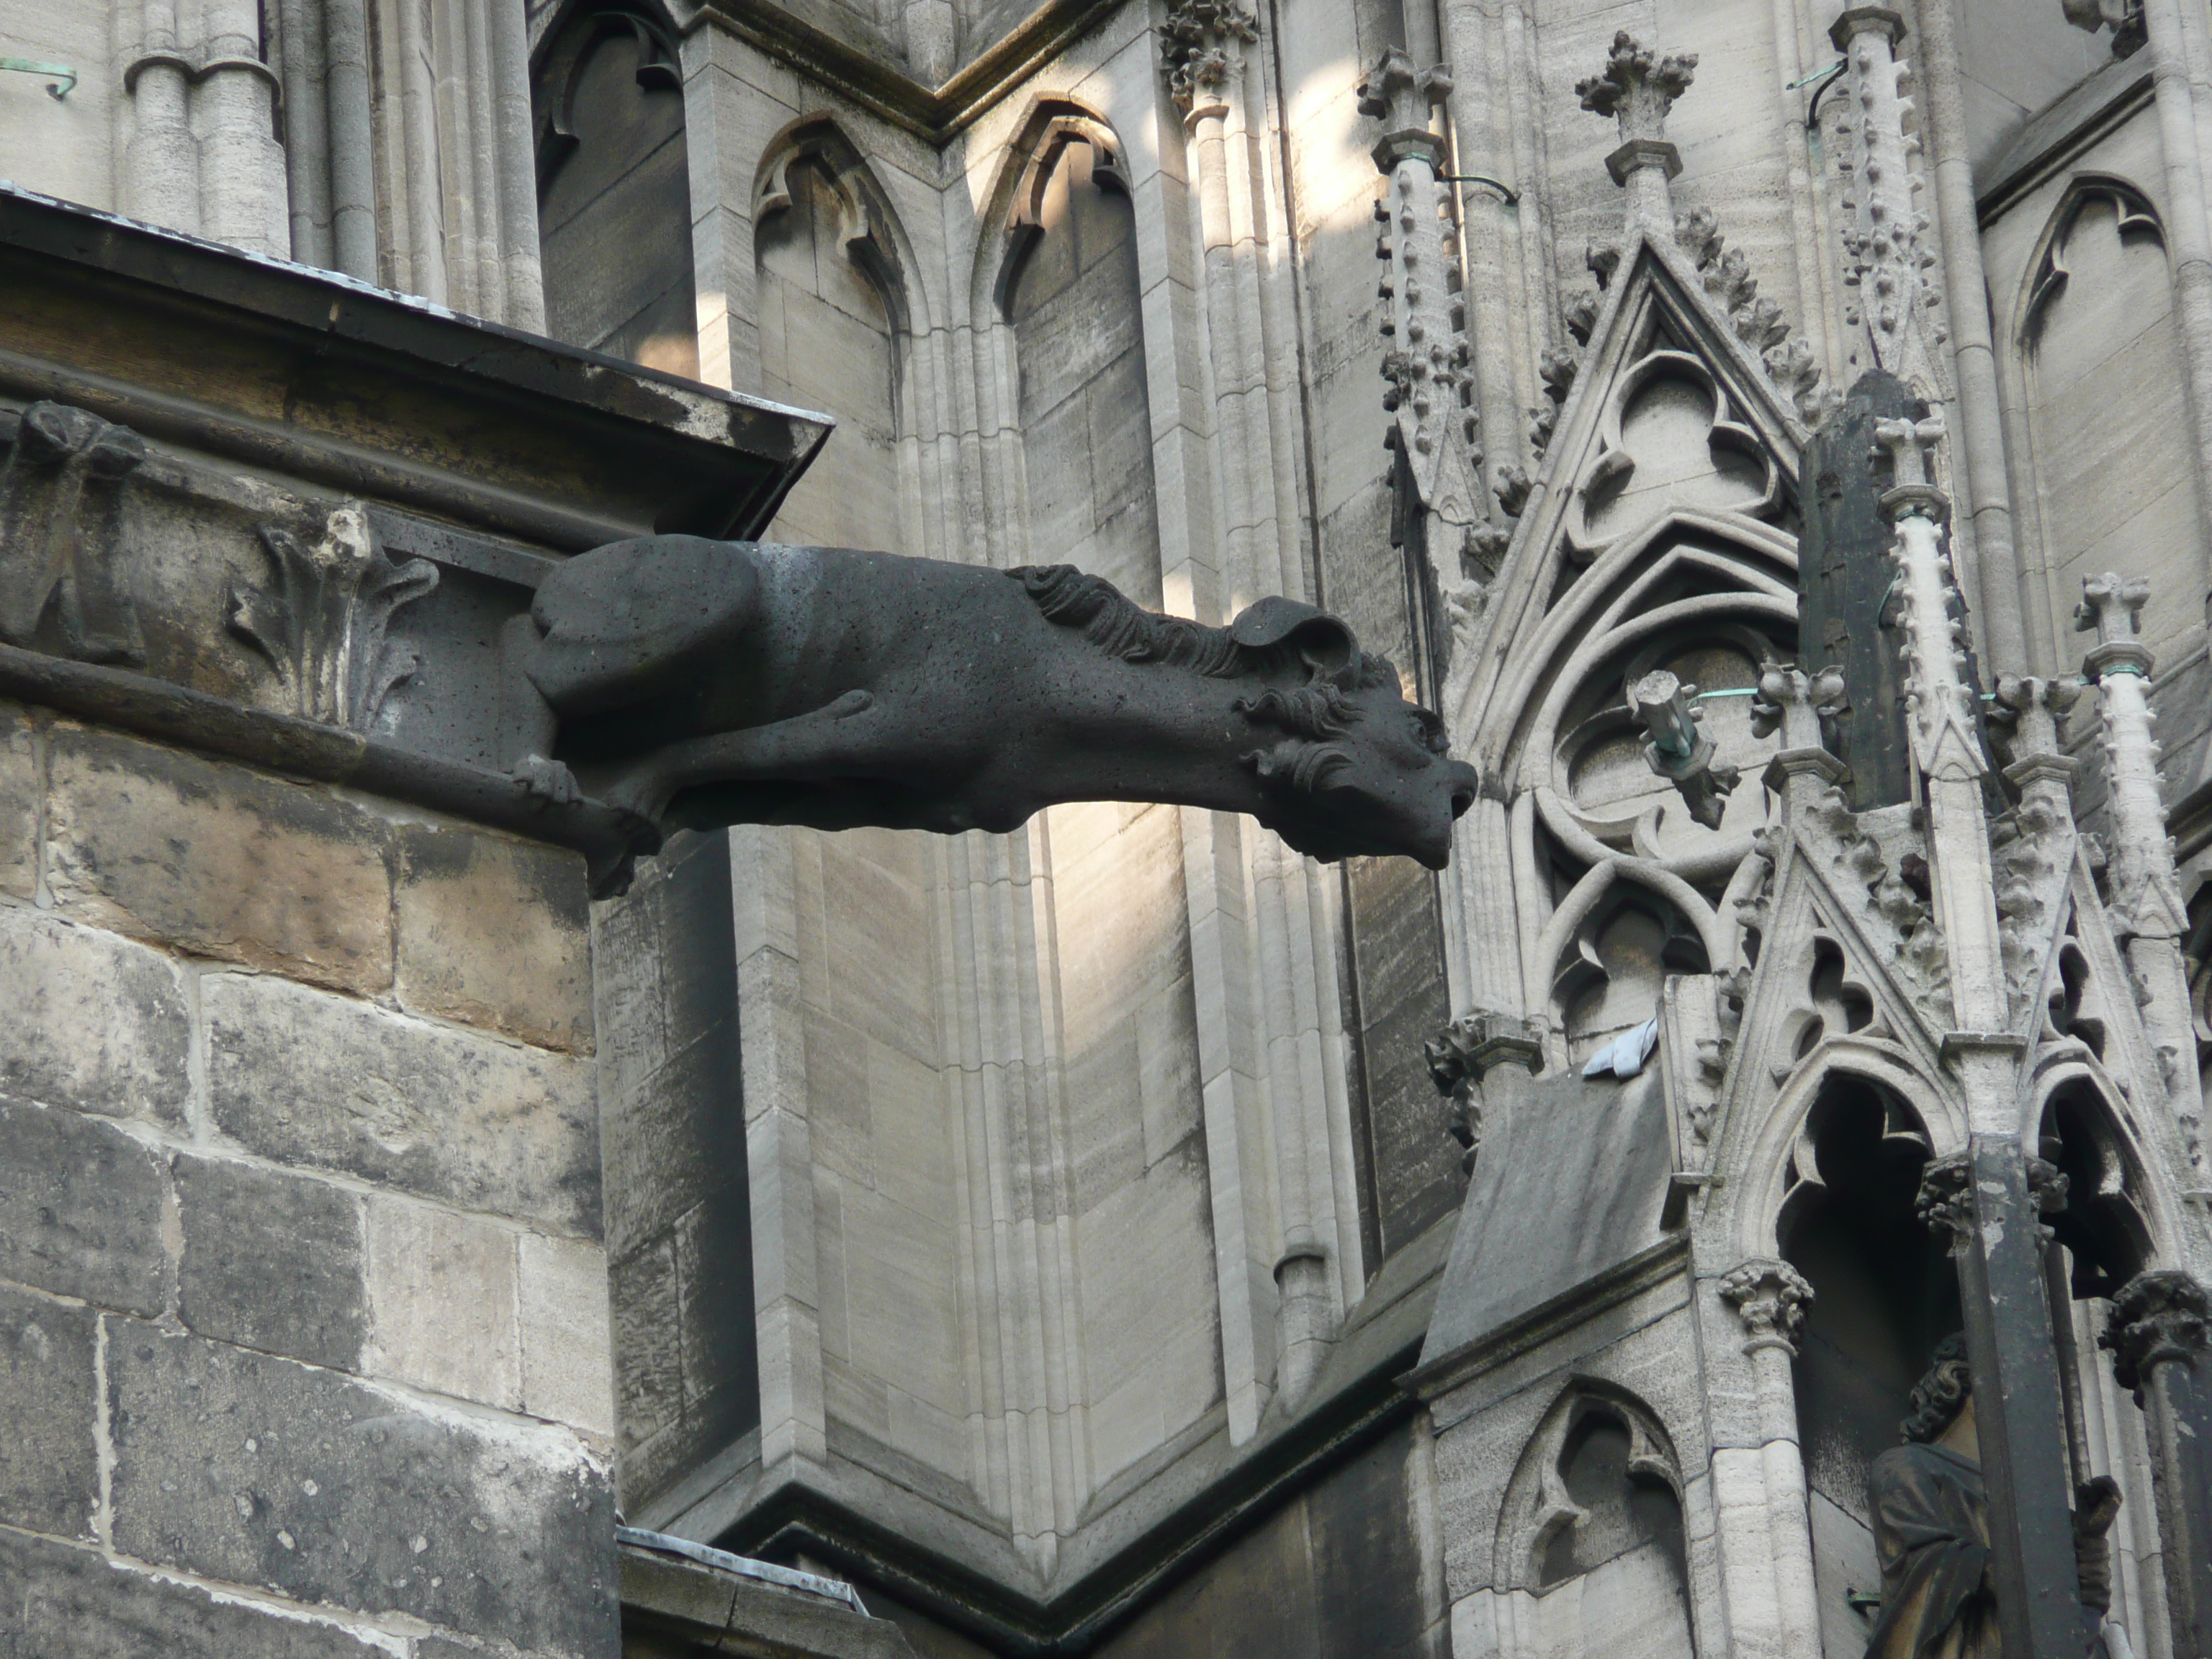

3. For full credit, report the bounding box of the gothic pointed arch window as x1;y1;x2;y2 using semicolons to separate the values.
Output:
2013;175;2199;658
532;4;699;376
752;125;906;552
998;115;1162;606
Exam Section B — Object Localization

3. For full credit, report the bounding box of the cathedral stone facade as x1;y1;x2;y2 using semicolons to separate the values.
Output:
0;0;2209;1656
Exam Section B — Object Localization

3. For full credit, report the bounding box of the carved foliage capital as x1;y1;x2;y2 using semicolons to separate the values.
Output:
2101;1268;2211;1393
1915;1151;1974;1253
1159;0;1258;113
1719;1259;1815;1354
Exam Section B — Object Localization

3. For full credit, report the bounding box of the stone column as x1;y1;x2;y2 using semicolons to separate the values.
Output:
2101;1269;2212;1657
1573;32;1696;240
121;0;199;235
1718;1260;1822;1659
1918;1151;2101;1655
2076;575;2204;1177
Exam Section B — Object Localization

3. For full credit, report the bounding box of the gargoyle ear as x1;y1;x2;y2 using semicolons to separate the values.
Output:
1228;597;1357;675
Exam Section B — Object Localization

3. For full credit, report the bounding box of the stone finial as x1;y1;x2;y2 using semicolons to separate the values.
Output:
1915;1150;1974;1253
1577;32;1696;225
1159;0;1259;115
1830;9;1947;382
1719;1259;1816;1355
1629;668;1740;830
1576;31;1696;145
1874;413;1948;519
2074;572;2154;677
2100;1269;2210;1395
1358;47;1452;171
1426;1009;1544;1173
1989;674;2084;770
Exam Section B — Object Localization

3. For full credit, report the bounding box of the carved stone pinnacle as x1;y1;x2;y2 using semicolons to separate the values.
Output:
2100;1268;2211;1395
1359;47;1452;171
1719;1259;1815;1355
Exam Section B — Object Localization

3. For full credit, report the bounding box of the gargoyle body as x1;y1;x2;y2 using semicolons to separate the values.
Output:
502;537;1478;881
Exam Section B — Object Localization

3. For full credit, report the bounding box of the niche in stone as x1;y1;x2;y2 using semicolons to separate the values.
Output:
999;125;1163;608
753;132;904;552
1501;1387;1694;1658
534;6;699;376
2015;176;2200;655
1774;1072;1955;1657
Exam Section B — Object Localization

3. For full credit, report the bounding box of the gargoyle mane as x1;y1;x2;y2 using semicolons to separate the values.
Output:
1010;564;1248;677
1009;564;1400;691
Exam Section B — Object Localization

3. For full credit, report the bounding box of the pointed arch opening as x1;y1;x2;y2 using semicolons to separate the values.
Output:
531;3;698;375
750;119;911;552
1773;1070;1955;1656
1493;1381;1696;1655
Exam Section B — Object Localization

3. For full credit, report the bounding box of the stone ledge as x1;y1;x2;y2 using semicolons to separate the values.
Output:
0;642;652;899
619;1540;917;1659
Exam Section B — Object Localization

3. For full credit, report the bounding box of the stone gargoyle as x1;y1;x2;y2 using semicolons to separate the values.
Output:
498;536;1479;884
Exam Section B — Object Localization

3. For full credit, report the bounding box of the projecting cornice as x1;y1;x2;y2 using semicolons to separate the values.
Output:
685;0;1130;143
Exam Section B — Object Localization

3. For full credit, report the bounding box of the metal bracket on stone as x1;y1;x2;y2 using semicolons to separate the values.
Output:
1628;668;1739;830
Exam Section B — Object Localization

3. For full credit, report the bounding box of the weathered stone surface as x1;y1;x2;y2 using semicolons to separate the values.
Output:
108;1321;618;1658
519;1230;616;1438
176;1154;366;1372
0;699;35;899
0;908;189;1125
362;1195;520;1409
44;725;396;994
0;1094;167;1314
0;1284;96;1537
619;1547;921;1658
394;824;593;1053
204;973;601;1236
0;1527;391;1657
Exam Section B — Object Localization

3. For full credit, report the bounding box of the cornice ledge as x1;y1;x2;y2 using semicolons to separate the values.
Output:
1400;1233;1691;1406
693;0;1128;143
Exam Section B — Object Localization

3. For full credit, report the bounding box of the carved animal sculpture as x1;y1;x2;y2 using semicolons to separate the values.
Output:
500;536;1478;877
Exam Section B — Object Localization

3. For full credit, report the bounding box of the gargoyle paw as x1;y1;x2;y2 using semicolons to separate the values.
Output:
511;754;580;809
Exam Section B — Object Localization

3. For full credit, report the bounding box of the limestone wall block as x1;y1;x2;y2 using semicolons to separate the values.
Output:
204;973;601;1236
393;824;593;1054
175;1153;367;1374
0;907;190;1126
0;700;35;899
0;1284;98;1540
0;1529;395;1658
0;1094;168;1316
43;726;396;997
362;1194;523;1411
519;1230;616;1439
104;1320;617;1657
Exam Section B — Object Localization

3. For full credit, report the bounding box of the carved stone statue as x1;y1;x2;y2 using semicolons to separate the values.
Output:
1863;1334;2121;1658
500;537;1480;868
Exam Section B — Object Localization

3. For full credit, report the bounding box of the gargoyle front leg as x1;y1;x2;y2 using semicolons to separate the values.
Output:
498;613;577;807
601;689;883;822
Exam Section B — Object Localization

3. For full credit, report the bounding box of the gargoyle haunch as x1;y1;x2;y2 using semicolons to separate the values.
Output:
499;536;1478;873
